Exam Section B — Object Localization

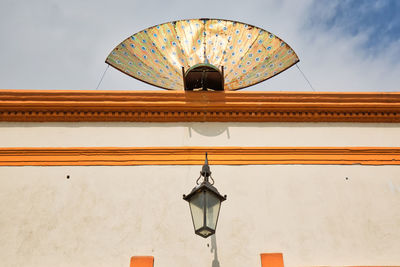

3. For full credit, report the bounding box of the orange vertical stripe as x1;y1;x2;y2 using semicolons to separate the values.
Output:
130;256;154;267
261;253;284;267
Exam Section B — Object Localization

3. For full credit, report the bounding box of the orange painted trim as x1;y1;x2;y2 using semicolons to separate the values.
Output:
259;253;400;267
0;147;400;166
130;256;154;267
1;90;400;122
261;253;284;267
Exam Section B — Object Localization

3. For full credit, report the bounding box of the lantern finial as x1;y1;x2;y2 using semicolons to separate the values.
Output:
201;152;211;179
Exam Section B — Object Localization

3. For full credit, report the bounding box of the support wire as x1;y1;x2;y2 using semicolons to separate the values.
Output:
296;64;315;91
95;64;109;90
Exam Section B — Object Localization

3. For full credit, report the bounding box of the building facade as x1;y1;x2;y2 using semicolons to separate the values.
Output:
0;90;400;267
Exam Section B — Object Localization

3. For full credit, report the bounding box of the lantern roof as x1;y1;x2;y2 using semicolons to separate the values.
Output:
106;18;299;91
183;181;227;202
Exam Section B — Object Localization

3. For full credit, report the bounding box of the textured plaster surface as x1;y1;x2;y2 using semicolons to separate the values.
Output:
0;122;400;147
1;165;400;267
1;122;400;266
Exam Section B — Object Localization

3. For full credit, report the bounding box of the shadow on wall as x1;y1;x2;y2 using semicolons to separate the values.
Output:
211;234;220;267
189;124;230;138
129;252;286;267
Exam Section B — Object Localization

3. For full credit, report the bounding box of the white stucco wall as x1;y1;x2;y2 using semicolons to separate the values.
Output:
1;122;400;267
0;122;400;147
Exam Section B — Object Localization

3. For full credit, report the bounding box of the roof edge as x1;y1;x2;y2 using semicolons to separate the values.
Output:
0;90;400;122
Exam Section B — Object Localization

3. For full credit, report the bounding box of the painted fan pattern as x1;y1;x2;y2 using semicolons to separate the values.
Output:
106;19;299;90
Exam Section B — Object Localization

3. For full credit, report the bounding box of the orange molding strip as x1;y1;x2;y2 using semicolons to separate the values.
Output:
130;256;154;267
1;147;400;166
1;90;400;122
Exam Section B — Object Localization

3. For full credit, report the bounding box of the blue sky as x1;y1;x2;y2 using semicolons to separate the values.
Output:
0;0;399;91
309;0;400;54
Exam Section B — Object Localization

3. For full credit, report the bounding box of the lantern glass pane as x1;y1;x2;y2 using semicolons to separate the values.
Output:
189;191;205;231
205;192;221;230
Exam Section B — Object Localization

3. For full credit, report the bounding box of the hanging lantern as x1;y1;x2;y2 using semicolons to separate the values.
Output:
183;153;227;238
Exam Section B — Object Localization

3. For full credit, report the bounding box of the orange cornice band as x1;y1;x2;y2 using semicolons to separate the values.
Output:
1;90;400;122
0;147;400;166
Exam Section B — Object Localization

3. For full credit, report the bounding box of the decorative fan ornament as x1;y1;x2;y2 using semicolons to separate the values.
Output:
106;19;299;91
